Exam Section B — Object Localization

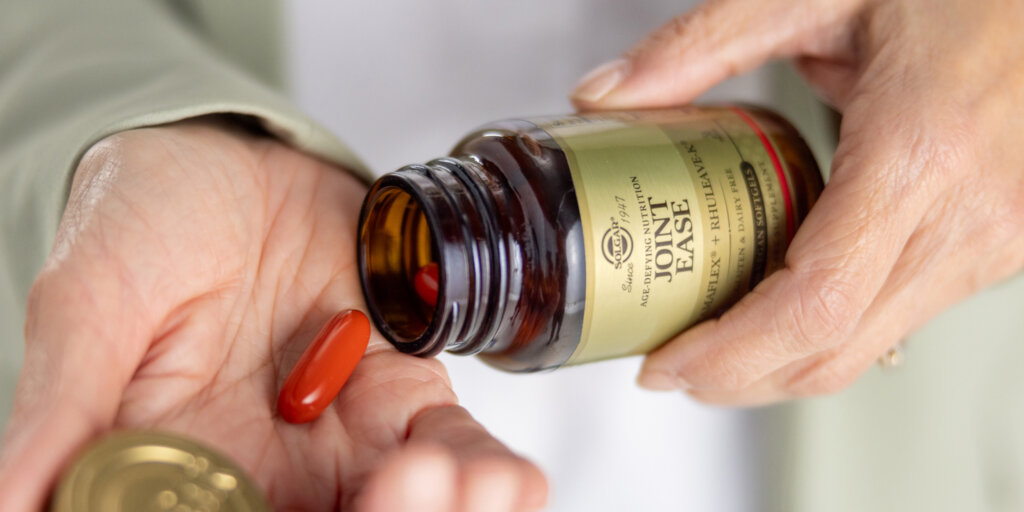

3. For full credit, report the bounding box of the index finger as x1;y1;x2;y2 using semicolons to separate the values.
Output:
571;0;861;110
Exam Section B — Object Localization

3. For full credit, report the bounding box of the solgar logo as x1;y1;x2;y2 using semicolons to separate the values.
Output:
601;218;633;269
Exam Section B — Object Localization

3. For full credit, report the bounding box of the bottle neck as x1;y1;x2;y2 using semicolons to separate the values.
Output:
358;157;511;357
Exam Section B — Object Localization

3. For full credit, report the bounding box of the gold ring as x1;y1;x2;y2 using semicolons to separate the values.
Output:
878;342;906;370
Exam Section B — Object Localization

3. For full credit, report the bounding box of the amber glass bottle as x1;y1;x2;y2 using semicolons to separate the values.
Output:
358;106;823;372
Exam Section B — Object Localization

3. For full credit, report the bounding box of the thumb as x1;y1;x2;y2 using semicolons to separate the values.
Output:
0;263;151;511
571;0;862;109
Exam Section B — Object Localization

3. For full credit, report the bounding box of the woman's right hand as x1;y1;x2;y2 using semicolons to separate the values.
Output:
0;118;547;511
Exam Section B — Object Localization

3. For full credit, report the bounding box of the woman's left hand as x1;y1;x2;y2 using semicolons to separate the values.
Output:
573;0;1024;405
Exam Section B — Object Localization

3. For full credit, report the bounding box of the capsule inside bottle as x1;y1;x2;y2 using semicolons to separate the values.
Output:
359;187;439;343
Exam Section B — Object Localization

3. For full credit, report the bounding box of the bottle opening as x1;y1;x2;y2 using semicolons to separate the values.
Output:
359;186;441;346
359;159;511;358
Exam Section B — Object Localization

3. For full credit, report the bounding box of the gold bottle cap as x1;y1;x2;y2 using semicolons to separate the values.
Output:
51;431;269;512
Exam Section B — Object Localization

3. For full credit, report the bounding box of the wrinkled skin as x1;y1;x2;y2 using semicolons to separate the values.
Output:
0;119;547;511
573;0;1024;404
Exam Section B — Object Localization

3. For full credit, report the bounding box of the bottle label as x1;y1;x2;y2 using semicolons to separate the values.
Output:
536;107;796;365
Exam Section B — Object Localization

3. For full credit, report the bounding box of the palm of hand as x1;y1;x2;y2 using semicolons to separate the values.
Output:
2;119;544;511
104;121;453;509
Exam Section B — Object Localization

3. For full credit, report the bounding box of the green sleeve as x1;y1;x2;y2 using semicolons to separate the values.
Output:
0;0;369;424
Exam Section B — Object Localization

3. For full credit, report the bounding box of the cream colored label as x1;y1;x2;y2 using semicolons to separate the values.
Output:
537;107;791;365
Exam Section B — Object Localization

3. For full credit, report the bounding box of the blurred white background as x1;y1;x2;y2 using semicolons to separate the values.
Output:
287;2;775;510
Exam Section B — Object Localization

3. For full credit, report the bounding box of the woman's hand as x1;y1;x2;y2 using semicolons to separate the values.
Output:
573;0;1024;404
0;118;547;511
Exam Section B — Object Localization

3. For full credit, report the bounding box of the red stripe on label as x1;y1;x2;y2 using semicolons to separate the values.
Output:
730;107;795;243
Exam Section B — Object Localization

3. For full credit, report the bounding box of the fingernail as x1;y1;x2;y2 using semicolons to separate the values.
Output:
571;59;630;104
637;370;690;391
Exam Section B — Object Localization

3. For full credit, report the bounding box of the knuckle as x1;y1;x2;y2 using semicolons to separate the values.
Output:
634;10;707;58
664;10;705;44
906;106;976;185
839;99;976;198
786;273;861;351
665;13;691;40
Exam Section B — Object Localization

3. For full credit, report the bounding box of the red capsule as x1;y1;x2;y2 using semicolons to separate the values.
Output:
277;309;370;424
413;262;439;307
